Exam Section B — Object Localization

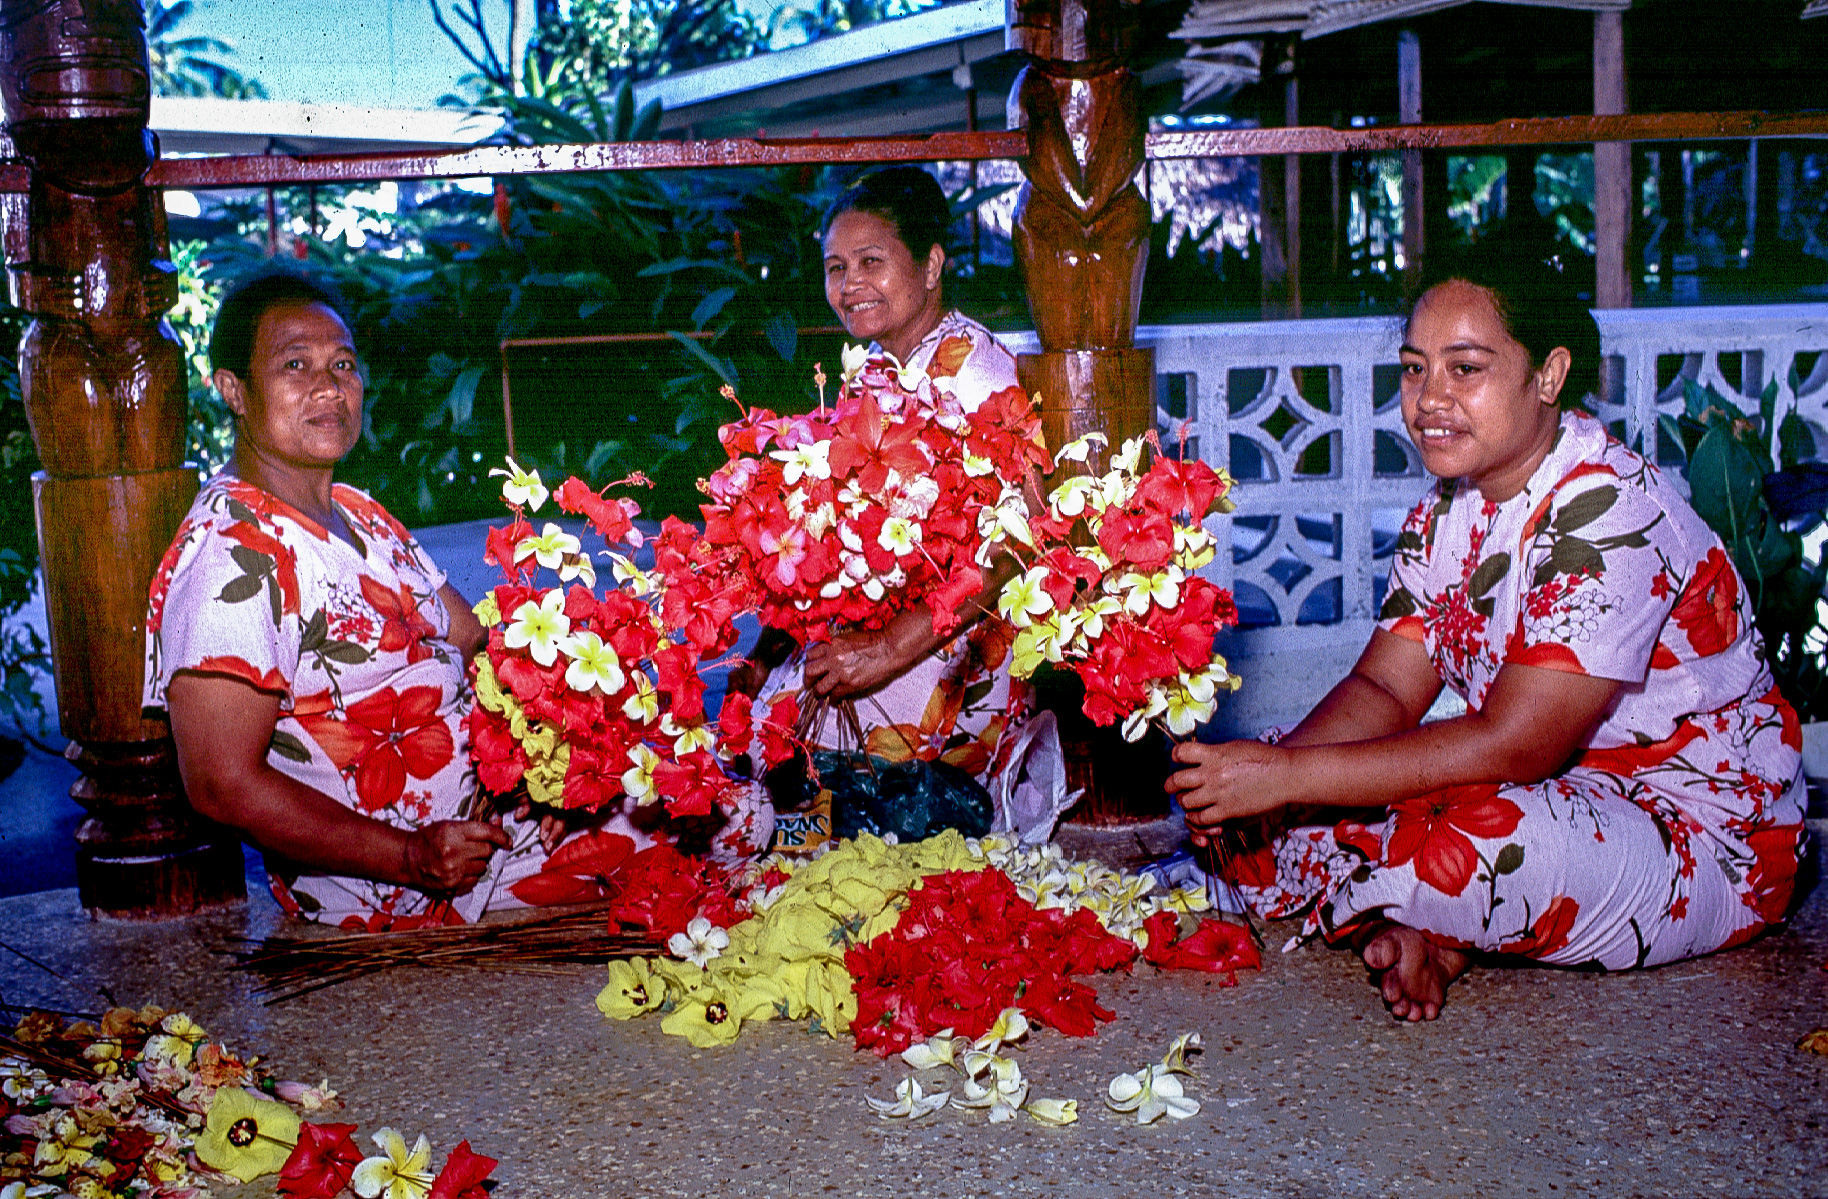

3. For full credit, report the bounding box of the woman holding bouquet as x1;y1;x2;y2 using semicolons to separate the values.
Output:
144;272;546;928
1170;252;1805;1021
730;166;1046;812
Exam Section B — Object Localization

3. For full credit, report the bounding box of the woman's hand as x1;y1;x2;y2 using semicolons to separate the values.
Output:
1168;739;1302;843
724;658;772;699
401;820;513;895
803;626;916;699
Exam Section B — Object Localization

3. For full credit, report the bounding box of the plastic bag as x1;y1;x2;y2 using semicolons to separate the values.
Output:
765;750;995;842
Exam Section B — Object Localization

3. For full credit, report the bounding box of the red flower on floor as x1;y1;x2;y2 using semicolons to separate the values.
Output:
1383;783;1524;897
297;685;455;812
278;1122;363;1199
428;1140;498;1199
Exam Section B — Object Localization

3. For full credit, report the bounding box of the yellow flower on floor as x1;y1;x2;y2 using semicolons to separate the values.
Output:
195;1086;300;1183
350;1128;436;1199
142;1012;204;1066
660;984;748;1048
596;958;665;1021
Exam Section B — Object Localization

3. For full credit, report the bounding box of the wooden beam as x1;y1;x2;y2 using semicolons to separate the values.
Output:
1593;9;1631;308
1399;26;1425;290
0;111;1818;193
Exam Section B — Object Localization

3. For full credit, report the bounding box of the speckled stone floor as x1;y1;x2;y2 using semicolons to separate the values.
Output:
3;824;1826;1199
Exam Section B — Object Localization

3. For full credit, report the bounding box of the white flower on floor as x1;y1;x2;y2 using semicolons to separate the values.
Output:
667;915;730;967
952;1053;1028;1123
1105;1066;1198;1125
971;1007;1029;1053
899;1030;966;1071
867;1078;949;1121
1023;1096;1079;1126
350;1127;435;1199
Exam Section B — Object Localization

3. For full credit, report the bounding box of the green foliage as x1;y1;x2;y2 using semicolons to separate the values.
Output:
146;0;265;99
1664;375;1828;719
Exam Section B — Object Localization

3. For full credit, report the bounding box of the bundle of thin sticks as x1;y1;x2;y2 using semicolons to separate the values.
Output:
223;902;662;1005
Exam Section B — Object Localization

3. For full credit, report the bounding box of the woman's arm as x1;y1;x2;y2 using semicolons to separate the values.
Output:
438;583;485;661
803;555;1020;700
1171;629;1622;836
168;673;509;893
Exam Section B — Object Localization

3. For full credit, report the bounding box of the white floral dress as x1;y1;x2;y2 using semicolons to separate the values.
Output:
1233;412;1806;968
144;474;547;928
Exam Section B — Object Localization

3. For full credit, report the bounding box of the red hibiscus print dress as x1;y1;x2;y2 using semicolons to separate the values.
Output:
1237;412;1805;968
758;312;1059;828
145;474;546;927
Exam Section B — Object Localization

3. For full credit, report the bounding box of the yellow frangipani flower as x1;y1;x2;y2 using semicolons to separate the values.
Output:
489;456;547;510
514;521;581;571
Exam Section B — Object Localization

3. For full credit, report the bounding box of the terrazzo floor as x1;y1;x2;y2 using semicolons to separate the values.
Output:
2;824;1825;1198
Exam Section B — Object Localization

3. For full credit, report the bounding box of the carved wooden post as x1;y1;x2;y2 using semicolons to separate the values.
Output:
1007;0;1166;825
0;0;244;917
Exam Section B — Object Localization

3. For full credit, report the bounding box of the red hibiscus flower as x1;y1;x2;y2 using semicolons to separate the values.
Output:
1671;547;1741;657
428;1140;498;1199
278;1122;363;1199
1140;911;1261;976
360;575;438;664
484;517;535;583
1502;894;1579;959
1136;454;1230;520
554;476;638;543
826;390;930;494
297;685;455;812
1383;784;1525;897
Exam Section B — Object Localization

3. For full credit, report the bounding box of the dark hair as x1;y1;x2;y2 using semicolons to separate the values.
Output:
1409;245;1602;408
820;166;952;264
209;271;351;381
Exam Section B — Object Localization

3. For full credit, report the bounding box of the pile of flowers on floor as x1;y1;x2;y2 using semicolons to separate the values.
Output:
594;830;1260;1054
0;1005;492;1198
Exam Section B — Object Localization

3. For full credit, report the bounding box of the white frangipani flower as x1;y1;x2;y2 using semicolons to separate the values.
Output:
840;342;869;383
503;591;570;667
558;630;625;695
667;915;730;967
878;515;921;557
867;1077;949;1121
621;673;659;723
953;1053;1028;1123
1105;1065;1200;1125
971;1008;1030;1053
1052;432;1107;471
1023;1096;1079;1126
350;1127;435;1199
514;521;581;571
489;457;547;511
622;743;661;804
899;1030;966;1071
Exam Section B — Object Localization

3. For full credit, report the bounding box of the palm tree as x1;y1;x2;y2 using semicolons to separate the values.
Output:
146;0;267;99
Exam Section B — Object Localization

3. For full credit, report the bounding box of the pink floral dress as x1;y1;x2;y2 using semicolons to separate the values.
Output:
1235;412;1806;968
144;474;547;928
761;311;1037;789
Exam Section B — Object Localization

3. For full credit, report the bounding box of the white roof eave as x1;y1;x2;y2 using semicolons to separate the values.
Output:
636;0;1007;130
149;96;504;157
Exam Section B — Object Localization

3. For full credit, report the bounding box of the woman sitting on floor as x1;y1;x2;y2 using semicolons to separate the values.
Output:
1169;251;1806;1021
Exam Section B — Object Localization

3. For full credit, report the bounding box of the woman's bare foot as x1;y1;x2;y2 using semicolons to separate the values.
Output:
1358;922;1470;1022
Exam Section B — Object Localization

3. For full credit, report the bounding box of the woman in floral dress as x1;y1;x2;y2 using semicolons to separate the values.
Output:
731;167;1050;810
145;273;552;928
1170;255;1805;1020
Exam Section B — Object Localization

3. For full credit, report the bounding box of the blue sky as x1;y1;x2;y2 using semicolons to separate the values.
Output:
192;0;493;108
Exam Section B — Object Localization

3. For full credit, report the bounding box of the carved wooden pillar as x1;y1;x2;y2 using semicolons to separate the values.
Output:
0;0;244;917
1007;0;1166;825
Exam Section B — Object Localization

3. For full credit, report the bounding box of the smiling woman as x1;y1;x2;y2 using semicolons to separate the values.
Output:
726;166;1065;829
1170;249;1806;1024
140;271;557;929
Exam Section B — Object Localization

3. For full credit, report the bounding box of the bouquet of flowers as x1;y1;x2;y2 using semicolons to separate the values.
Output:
978;432;1243;740
467;462;764;818
697;348;1051;646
